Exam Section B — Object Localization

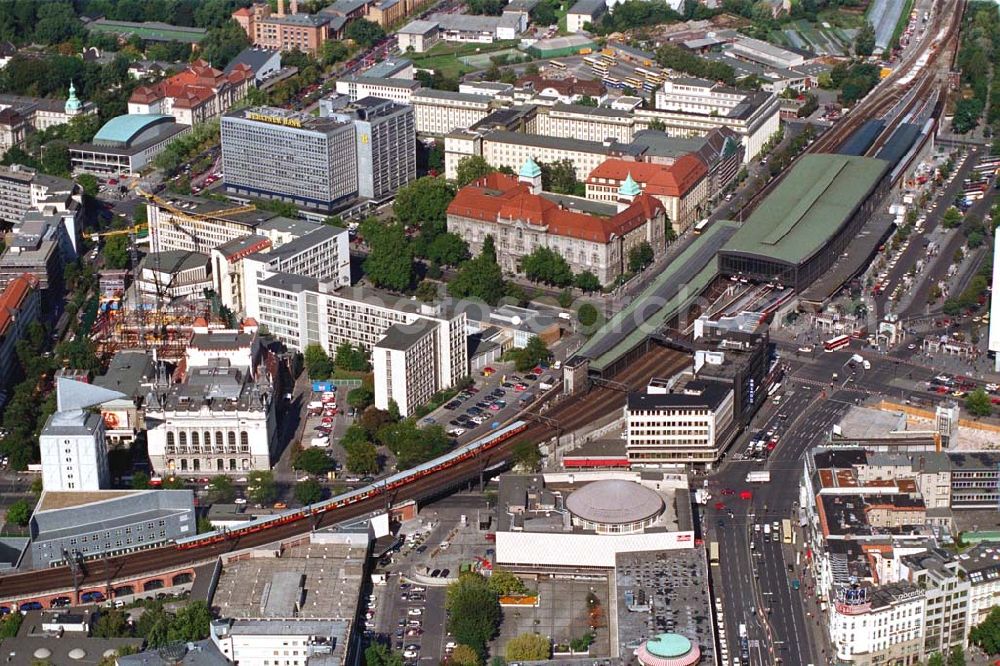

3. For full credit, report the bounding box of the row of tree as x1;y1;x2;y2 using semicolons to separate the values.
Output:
953;3;999;135
92;599;213;648
304;342;371;380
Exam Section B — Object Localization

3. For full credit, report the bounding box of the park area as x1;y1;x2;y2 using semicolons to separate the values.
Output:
409;40;523;78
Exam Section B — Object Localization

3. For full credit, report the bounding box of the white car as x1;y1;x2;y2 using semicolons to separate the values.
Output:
445;642;457;651
403;650;418;659
447;428;466;437
407;608;422;616
797;346;813;353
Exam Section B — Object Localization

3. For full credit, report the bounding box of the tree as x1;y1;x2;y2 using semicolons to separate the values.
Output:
578;303;599;327
345;438;379;474
505;633;550;661
131;471;150;489
304;344;334;380
456;155;496;187
101;234;128;270
393;177;455;231
247;471;277;505
487;569;528;596
0;612;22;640
942;206;963;229
947;645;965;666
321;40;349;66
295;448;335;475
415;280;439;303
449;237;506;305
966;389;993;417
362;220;414;292
510;336;549;372
446;574;501;659
335;342;370;372
377;420;449;469
512;441;541;472
927;654;945;666
450;645;481;666
77;173;99;198
971;606;1000;654
295;478;323;505
628;242;654;273
92;609;130;638
540;159;579;195
346;18;385;47
6;499;32;526
520;246;573;287
365;643;404;666
199;20;250;69
426;233;469;267
854;21;876;56
208;475;235;503
169;601;212;644
347;387;375;411
575;271;601;293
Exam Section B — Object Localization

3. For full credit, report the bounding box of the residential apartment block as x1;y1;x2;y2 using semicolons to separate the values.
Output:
222;107;358;213
128;60;254;125
0;273;40;392
373;318;442;417
233;1;333;55
446;165;666;285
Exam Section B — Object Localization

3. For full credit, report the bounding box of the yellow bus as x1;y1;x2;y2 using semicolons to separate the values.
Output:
782;519;793;544
709;541;720;566
549;60;567;70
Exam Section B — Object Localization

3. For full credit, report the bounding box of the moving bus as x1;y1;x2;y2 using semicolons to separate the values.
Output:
782;519;793;544
549;60;566;70
693;218;710;234
709;541;720;566
824;334;851;352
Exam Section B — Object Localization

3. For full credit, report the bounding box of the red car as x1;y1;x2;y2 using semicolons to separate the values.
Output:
714;502;726;510
721;488;735;495
740;491;753;500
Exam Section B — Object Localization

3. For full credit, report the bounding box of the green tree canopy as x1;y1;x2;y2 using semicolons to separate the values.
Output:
427;232;470;267
247;471;278;505
76;173;99;198
347;387;375;411
335;342;370;372
6;498;33;526
304;344;334;380
512;441;541;472
295;448;336;475
539;159;580;195
446;574;501;659
450;645;481;666
455;155;497;187
520;246;573;287
365;643;404;666
854;21;876;56
509;336;549;372
505;633;551;661
487;569;528;596
377;420;449;469
362;220;414;292
966;388;993;417
393;176;456;231
208;475;235;503
345;437;379;474
578;303;599;327
628;241;655;273
449;237;506;305
345;18;385;47
294;478;324;505
575;271;601;292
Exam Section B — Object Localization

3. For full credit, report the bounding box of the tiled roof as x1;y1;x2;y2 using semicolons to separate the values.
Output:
515;75;604;97
447;173;664;244
0;273;38;337
129;60;252;108
587;155;707;198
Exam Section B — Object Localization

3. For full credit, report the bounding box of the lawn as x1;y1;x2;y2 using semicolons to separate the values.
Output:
410;40;522;77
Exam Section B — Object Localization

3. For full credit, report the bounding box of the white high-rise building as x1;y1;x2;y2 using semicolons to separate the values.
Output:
40;378;126;491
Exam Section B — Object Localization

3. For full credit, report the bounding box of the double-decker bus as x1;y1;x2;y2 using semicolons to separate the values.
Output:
709;541;720;566
824;334;851;352
782;519;793;544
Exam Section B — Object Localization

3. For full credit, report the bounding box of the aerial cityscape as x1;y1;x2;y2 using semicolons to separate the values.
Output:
0;0;999;664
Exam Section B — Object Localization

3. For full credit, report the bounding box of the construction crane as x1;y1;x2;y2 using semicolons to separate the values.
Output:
136;188;257;254
89;224;148;242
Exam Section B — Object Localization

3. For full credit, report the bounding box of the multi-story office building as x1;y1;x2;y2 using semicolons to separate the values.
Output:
646;77;780;160
0;219;62;292
144;324;277;475
535;103;635;144
412;89;492;135
332;77;421;105
0;165;81;233
0;273;40;393
323;97;416;200
148;194;282;254
900;548;970;658
828;582;926;666
373;318;440;417
255;274;468;411
238;225;351;319
625;377;734;469
92;349;154;447
222;107;358;213
29;489;195;568
128;60;254;125
447;165;666;285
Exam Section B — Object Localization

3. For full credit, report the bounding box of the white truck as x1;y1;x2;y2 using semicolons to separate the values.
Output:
746;471;771;483
850;353;872;370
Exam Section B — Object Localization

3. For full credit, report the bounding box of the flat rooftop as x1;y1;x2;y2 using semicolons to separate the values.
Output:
720;154;888;266
213;535;368;620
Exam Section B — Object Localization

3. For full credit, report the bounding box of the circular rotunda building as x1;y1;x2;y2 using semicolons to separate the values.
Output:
636;633;701;666
564;479;663;534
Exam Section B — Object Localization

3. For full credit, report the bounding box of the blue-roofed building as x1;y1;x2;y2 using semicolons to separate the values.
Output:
69;113;190;175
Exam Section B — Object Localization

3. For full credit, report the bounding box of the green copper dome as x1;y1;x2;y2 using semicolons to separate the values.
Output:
619;172;641;197
65;82;83;114
519;157;542;179
645;633;692;658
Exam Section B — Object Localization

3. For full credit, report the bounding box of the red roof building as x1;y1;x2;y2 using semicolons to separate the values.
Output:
514;75;605;104
586;155;709;233
0;273;40;391
128;60;254;126
446;165;666;285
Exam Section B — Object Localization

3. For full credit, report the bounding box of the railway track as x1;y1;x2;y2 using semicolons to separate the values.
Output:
0;346;688;602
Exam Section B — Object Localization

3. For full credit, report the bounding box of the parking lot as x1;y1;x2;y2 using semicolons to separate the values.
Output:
422;362;558;443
